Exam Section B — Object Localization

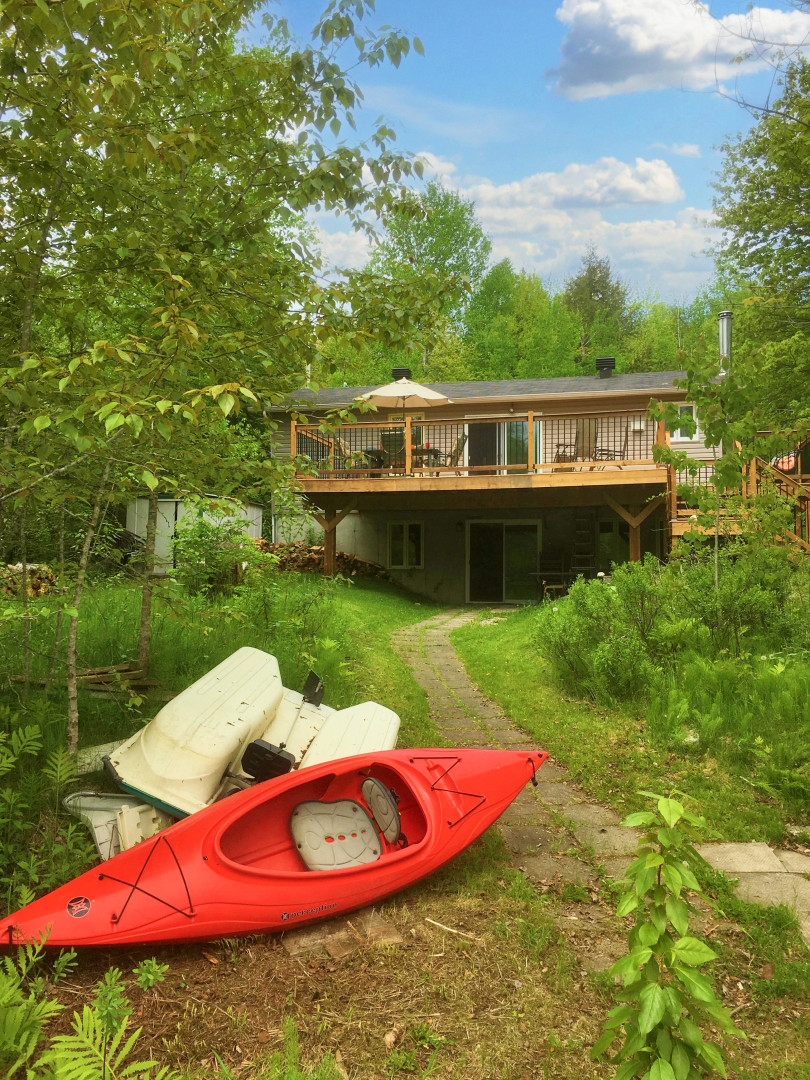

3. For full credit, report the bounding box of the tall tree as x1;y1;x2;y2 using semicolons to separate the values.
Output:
368;180;492;321
0;0;449;744
563;245;630;365
714;57;810;430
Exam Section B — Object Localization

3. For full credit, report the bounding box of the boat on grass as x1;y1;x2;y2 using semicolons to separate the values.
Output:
103;646;401;819
2;748;547;949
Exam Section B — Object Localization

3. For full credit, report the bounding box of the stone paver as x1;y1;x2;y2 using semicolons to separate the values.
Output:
392;609;810;950
699;842;785;874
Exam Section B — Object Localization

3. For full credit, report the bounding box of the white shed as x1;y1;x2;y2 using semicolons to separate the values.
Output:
125;497;263;574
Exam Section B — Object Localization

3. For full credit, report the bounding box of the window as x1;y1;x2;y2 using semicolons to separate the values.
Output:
673;404;700;441
388;522;423;569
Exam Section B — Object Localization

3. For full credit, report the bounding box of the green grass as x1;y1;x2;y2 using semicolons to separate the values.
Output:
1;572;446;751
452;605;795;842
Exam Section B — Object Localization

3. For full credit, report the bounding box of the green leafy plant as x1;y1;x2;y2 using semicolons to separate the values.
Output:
133;959;169;991
0;940;178;1079
592;793;745;1078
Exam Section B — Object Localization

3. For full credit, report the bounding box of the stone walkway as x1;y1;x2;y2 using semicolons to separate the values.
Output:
392;608;810;949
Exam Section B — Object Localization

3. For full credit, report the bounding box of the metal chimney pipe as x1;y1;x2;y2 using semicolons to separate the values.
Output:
718;311;732;372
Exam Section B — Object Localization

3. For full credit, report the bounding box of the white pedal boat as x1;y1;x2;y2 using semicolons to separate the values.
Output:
100;645;400;822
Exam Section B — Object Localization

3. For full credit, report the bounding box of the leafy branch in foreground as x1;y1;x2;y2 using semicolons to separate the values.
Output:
592;794;745;1078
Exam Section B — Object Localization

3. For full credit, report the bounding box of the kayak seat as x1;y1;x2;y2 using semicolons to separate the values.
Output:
290;800;381;871
361;777;401;844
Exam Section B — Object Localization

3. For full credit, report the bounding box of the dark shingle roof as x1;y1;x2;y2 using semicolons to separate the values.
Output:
284;371;686;409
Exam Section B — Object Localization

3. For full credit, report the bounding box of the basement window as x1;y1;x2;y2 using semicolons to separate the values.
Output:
388;522;423;570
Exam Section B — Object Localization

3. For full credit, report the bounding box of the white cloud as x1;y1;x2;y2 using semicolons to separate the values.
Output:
552;0;810;99
462;157;684;219
315;225;372;270
651;142;702;158
314;155;713;299
415;152;459;183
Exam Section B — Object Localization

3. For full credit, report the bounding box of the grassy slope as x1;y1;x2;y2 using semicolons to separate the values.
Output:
453;605;790;843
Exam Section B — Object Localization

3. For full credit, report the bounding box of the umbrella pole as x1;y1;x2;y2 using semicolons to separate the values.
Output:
405;416;412;475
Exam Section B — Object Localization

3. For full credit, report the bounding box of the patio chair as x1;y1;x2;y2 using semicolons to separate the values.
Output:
554;419;598;465
334;435;373;471
379;429;406;468
437;431;468;474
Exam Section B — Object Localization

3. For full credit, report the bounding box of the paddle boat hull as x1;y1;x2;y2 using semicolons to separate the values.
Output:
0;748;547;949
103;647;400;819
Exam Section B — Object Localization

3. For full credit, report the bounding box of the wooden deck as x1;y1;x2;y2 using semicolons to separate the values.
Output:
291;415;810;567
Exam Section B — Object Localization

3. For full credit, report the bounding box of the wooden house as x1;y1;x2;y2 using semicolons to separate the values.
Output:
278;366;808;604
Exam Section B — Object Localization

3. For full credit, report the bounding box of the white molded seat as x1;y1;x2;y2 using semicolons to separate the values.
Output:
290;800;381;871
361;777;401;843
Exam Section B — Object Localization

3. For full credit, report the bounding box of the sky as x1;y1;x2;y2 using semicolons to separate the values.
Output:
260;1;810;303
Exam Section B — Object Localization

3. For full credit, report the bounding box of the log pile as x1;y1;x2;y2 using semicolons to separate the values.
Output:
254;540;388;579
1;563;59;597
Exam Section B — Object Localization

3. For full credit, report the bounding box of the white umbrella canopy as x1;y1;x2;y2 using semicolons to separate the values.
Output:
357;377;452;411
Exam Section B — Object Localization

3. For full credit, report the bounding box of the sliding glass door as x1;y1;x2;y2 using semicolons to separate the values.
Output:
468;520;541;603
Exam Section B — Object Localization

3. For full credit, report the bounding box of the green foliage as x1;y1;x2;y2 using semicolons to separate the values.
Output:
368;180;492;323
0;710;96;916
530;551;810;818
563;245;630;354
171;510;266;596
0;941;178;1079
592;795;745;1077
463;261;585;380
132;959;169;992
714;59;810;342
234;1016;341;1080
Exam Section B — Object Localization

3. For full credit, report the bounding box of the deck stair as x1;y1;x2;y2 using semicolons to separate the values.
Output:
669;456;809;552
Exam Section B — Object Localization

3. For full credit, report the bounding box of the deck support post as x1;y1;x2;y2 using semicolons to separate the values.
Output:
604;495;665;563
629;519;642;562
310;501;358;577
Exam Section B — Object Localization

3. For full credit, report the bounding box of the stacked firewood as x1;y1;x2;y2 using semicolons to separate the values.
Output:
1;563;59;597
254;540;388;579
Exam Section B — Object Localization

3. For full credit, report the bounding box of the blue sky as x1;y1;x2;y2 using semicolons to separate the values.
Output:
261;1;810;302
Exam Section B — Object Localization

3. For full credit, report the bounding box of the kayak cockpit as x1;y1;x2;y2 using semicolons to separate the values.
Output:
216;765;428;874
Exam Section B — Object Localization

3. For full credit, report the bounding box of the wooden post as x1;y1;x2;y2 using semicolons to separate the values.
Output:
629;521;642;562
527;411;535;472
323;511;336;577
290;418;297;460
405;416;412;474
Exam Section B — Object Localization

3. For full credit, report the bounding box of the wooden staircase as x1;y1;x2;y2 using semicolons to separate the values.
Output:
669;457;810;552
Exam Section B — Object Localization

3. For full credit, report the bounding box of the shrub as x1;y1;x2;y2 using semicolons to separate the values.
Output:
592;794;745;1077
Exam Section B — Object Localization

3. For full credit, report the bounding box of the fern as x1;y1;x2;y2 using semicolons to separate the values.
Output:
42;748;77;791
0;939;63;1077
10;726;43;760
40;1007;179;1080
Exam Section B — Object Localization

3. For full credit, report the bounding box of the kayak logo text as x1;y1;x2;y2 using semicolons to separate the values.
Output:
281;901;338;922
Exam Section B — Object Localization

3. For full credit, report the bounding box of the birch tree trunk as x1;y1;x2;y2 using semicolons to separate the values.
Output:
19;505;31;700
44;505;66;692
136;490;159;675
65;462;111;756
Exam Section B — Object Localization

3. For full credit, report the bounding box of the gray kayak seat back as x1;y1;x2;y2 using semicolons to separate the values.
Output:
290;800;381;871
361;777;401;843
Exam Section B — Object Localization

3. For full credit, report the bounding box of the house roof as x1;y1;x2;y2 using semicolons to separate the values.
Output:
285;370;686;410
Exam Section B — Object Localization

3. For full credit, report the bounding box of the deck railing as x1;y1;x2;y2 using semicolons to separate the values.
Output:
292;412;665;477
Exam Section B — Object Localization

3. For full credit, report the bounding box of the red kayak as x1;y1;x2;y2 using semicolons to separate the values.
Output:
0;748;547;948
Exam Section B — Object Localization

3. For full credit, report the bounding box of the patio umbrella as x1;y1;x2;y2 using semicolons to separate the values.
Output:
357;377;452;411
